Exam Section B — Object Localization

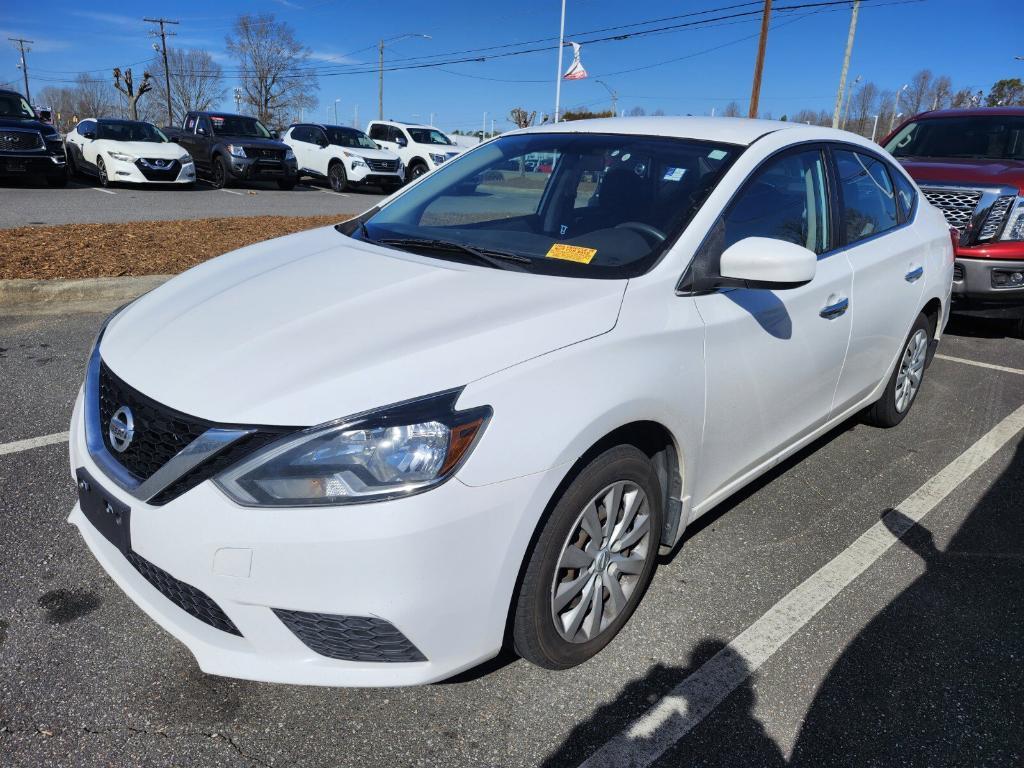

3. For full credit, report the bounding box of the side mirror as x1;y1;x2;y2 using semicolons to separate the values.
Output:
196;127;207;136
375;142;383;149
271;130;280;139
82;131;96;140
717;237;816;290
395;135;408;148
318;138;329;148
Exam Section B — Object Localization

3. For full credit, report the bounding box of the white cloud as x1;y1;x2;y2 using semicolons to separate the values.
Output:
309;51;361;65
70;11;144;29
0;29;72;53
274;0;305;8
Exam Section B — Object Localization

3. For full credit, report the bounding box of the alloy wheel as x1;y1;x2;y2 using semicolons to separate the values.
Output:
550;480;653;644
329;165;346;192
895;328;928;413
97;158;108;187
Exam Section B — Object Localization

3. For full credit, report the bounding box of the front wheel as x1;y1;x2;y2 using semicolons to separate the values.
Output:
328;162;348;193
408;162;428;181
512;445;663;669
211;156;230;189
97;157;110;187
863;312;932;428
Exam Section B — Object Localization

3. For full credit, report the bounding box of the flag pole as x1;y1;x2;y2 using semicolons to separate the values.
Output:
554;0;567;122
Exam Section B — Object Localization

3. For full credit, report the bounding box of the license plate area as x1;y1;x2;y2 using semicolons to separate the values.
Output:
76;468;131;555
6;159;27;172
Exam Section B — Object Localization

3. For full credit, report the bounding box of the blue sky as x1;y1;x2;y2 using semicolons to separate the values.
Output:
2;0;1021;132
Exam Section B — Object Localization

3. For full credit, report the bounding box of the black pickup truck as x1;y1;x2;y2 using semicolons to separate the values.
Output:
172;111;298;190
0;88;66;186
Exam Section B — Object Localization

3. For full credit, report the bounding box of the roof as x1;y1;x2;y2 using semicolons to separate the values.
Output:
510;115;855;147
369;119;434;129
905;106;1024;120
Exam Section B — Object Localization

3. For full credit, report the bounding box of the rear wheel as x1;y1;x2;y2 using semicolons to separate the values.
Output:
863;312;931;428
328;162;348;192
512;445;663;669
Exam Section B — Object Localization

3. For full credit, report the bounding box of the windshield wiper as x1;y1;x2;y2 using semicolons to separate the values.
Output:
375;237;533;270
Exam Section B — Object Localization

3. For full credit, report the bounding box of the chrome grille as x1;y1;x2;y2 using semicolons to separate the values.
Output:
978;195;1015;241
365;158;398;172
921;187;982;234
0;130;43;151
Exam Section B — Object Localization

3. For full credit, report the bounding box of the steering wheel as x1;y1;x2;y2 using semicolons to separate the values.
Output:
614;221;666;243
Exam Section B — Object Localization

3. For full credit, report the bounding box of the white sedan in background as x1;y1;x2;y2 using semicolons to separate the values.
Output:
65;118;195;187
69;117;952;687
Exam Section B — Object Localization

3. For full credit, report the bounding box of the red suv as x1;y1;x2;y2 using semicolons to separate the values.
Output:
884;108;1024;335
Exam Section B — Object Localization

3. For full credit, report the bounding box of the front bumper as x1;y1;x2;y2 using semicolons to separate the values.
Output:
952;253;1024;318
68;390;559;686
106;156;195;184
0;151;65;177
228;156;298;181
347;163;403;187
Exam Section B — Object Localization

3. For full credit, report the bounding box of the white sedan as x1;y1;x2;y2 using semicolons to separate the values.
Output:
65;118;195;186
68;117;952;686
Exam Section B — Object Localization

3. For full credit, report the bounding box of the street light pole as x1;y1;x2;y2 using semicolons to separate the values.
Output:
554;0;567;122
870;114;879;142
334;98;340;124
378;33;431;120
890;83;908;132
595;80;618;115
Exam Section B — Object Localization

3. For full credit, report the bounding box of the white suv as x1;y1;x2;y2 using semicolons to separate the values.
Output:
69;117;951;687
283;123;404;193
366;120;463;181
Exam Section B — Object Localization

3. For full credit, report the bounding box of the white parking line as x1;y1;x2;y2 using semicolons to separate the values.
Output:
934;353;1024;376
219;188;244;196
0;431;70;457
579;402;1024;768
91;187;117;195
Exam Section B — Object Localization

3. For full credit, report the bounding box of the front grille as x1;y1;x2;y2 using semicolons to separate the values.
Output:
273;610;427;663
365;158;398;172
249;147;283;161
921;187;982;235
99;362;212;482
0;129;43;151
953;263;964;282
127;550;241;635
978;195;1015;241
135;158;181;181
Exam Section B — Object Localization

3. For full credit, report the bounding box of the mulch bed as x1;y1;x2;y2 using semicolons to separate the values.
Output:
0;215;350;280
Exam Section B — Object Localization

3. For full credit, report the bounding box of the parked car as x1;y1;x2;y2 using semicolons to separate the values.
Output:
69;117;951;687
884;107;1024;336
366;120;463;181
0;88;66;186
283;123;404;193
65;118;196;187
174;111;298;190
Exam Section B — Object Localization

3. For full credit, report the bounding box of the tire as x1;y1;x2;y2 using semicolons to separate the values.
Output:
512;445;664;670
863;312;932;428
97;157;110;187
408;162;428;181
1013;317;1024;340
66;150;79;178
211;156;230;189
277;178;297;191
328;162;348;193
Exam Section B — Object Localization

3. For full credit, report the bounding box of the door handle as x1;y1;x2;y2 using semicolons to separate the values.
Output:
820;297;849;319
905;266;924;283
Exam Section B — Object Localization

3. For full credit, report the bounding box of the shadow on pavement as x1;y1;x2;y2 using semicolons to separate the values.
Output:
944;314;1022;340
552;438;1023;767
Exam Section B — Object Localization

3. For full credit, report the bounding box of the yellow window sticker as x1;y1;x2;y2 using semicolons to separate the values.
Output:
546;243;597;264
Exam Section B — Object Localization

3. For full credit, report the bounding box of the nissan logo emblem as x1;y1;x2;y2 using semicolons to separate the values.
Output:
108;405;135;453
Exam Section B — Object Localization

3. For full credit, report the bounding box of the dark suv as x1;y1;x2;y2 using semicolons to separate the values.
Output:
0;89;66;186
884;108;1024;335
173;111;298;189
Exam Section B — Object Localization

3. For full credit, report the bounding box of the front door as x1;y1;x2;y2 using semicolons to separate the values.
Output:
690;147;854;507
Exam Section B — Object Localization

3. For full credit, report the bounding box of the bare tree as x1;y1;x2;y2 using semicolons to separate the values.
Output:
950;87;978;108
849;81;879;136
226;13;318;127
905;69;933;115
509;107;537;129
151;48;227;127
113;67;153;121
627;106;646;117
69;73;115;121
722;101;741;117
930;75;952;110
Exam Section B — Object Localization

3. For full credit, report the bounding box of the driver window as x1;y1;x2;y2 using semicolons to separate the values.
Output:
718;149;830;256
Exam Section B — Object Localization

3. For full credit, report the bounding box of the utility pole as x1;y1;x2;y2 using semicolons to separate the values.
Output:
378;39;385;120
748;0;772;118
8;38;33;103
144;17;179;128
831;0;859;128
554;0;567;122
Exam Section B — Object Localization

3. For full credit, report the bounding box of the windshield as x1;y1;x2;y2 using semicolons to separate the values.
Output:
408;128;454;145
355;132;740;278
0;92;35;120
326;126;378;149
886;115;1024;161
210;115;272;138
97;120;167;143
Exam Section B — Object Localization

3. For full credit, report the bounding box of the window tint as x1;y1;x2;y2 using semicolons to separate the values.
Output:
310;128;327;145
718;149;830;255
392;126;408;143
834;150;898;244
891;168;917;222
291;126;310;142
197;117;211;135
77;120;94;136
184;115;197;132
368;124;388;141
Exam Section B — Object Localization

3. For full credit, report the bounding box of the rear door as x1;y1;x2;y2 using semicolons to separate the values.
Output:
828;146;926;412
691;146;854;505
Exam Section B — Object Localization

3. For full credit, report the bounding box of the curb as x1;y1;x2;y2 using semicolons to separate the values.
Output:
0;275;173;315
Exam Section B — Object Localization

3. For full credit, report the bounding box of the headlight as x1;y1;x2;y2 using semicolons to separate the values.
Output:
430;153;446;165
179;154;193;164
1001;197;1024;241
108;151;134;162
227;144;246;158
215;391;491;506
284;148;295;161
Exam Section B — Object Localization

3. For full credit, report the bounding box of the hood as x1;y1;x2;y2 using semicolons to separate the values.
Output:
107;141;186;158
341;145;400;161
898;157;1024;193
0;116;54;135
100;227;626;426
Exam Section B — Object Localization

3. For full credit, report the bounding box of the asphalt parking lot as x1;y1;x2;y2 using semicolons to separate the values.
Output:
0;178;385;228
0;309;1022;768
